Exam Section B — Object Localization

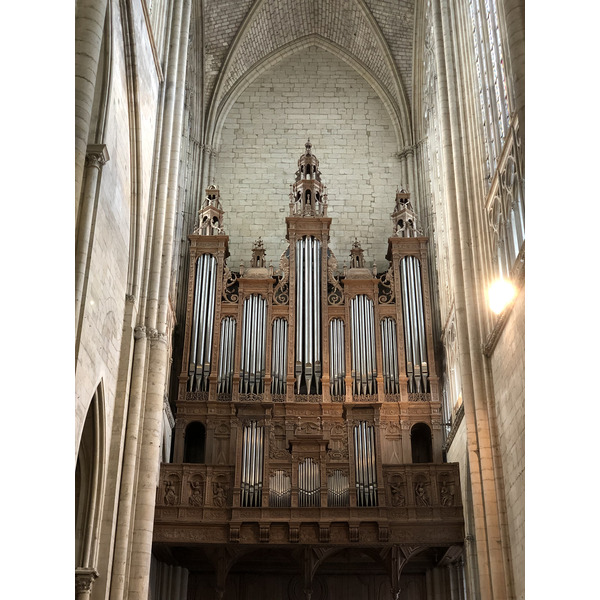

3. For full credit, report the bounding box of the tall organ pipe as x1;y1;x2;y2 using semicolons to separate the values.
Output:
295;237;322;393
329;319;345;396
354;422;378;507
381;318;400;394
240;295;267;394
188;254;217;391
241;422;264;507
271;319;288;394
217;317;236;394
350;296;377;395
400;257;429;393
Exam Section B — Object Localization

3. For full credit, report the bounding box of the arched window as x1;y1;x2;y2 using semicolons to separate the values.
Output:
184;422;206;463
411;423;433;463
469;0;510;175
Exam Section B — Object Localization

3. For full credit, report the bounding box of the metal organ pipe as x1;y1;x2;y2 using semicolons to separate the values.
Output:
400;257;429;393
350;295;377;395
217;317;236;393
299;458;320;507
353;422;378;507
295;237;322;394
188;254;217;391
240;295;267;394
380;318;400;394
327;470;349;507
271;318;288;394
269;470;291;507
329;319;345;396
241;422;264;507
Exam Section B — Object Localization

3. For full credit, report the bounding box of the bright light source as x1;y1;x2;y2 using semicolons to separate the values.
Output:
488;279;516;315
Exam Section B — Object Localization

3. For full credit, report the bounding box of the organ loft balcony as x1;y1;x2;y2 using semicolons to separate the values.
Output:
154;453;463;547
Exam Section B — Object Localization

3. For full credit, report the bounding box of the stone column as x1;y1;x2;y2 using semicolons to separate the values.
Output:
75;0;108;218
75;567;98;600
127;0;193;597
75;144;109;332
431;1;508;597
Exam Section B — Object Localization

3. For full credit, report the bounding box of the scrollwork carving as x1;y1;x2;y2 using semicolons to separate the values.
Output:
273;248;290;305
222;266;239;303
327;250;344;305
377;266;395;304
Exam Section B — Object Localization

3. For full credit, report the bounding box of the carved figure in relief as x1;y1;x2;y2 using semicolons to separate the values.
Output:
390;482;406;507
415;482;430;506
213;483;227;507
189;480;203;507
164;480;177;505
440;481;454;506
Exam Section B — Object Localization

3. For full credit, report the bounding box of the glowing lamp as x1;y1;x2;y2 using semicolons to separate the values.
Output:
488;279;516;315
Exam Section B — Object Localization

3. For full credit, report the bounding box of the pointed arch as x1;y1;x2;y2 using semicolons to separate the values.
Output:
75;383;107;570
204;0;412;151
211;35;406;153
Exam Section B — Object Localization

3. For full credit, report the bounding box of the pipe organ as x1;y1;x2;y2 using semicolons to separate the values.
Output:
166;144;455;543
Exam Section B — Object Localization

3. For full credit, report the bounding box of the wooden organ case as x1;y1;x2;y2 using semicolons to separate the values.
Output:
154;143;464;598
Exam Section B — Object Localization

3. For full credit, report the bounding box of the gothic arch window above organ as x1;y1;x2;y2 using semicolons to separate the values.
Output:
184;422;206;464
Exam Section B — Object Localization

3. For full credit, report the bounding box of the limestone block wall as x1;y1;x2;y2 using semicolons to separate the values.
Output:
489;289;525;600
75;0;161;469
214;45;401;272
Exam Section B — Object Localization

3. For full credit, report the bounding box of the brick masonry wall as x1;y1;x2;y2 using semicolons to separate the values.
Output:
490;288;525;600
214;45;401;272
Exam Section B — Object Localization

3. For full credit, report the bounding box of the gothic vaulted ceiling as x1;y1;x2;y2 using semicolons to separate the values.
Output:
202;0;417;144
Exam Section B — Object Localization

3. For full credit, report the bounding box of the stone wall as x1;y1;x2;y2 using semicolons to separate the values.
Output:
490;288;525;600
75;0;161;448
214;45;402;272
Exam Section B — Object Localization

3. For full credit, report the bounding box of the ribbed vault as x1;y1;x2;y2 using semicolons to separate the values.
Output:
205;0;412;147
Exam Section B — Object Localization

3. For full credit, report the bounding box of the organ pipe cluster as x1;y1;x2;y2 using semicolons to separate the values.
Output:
240;422;264;507
269;470;291;507
327;470;350;507
329;319;346;396
353;422;378;506
239;294;267;394
295;236;322;394
271;318;288;395
298;457;321;507
350;295;378;395
400;257;430;393
217;317;236;393
380;317;400;393
188;254;217;391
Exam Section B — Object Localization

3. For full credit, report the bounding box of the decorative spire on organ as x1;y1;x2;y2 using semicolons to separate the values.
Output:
349;238;366;269
196;184;224;235
290;139;328;217
391;187;422;237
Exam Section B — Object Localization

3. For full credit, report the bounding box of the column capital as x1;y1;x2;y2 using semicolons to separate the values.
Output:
75;568;99;595
85;144;110;168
